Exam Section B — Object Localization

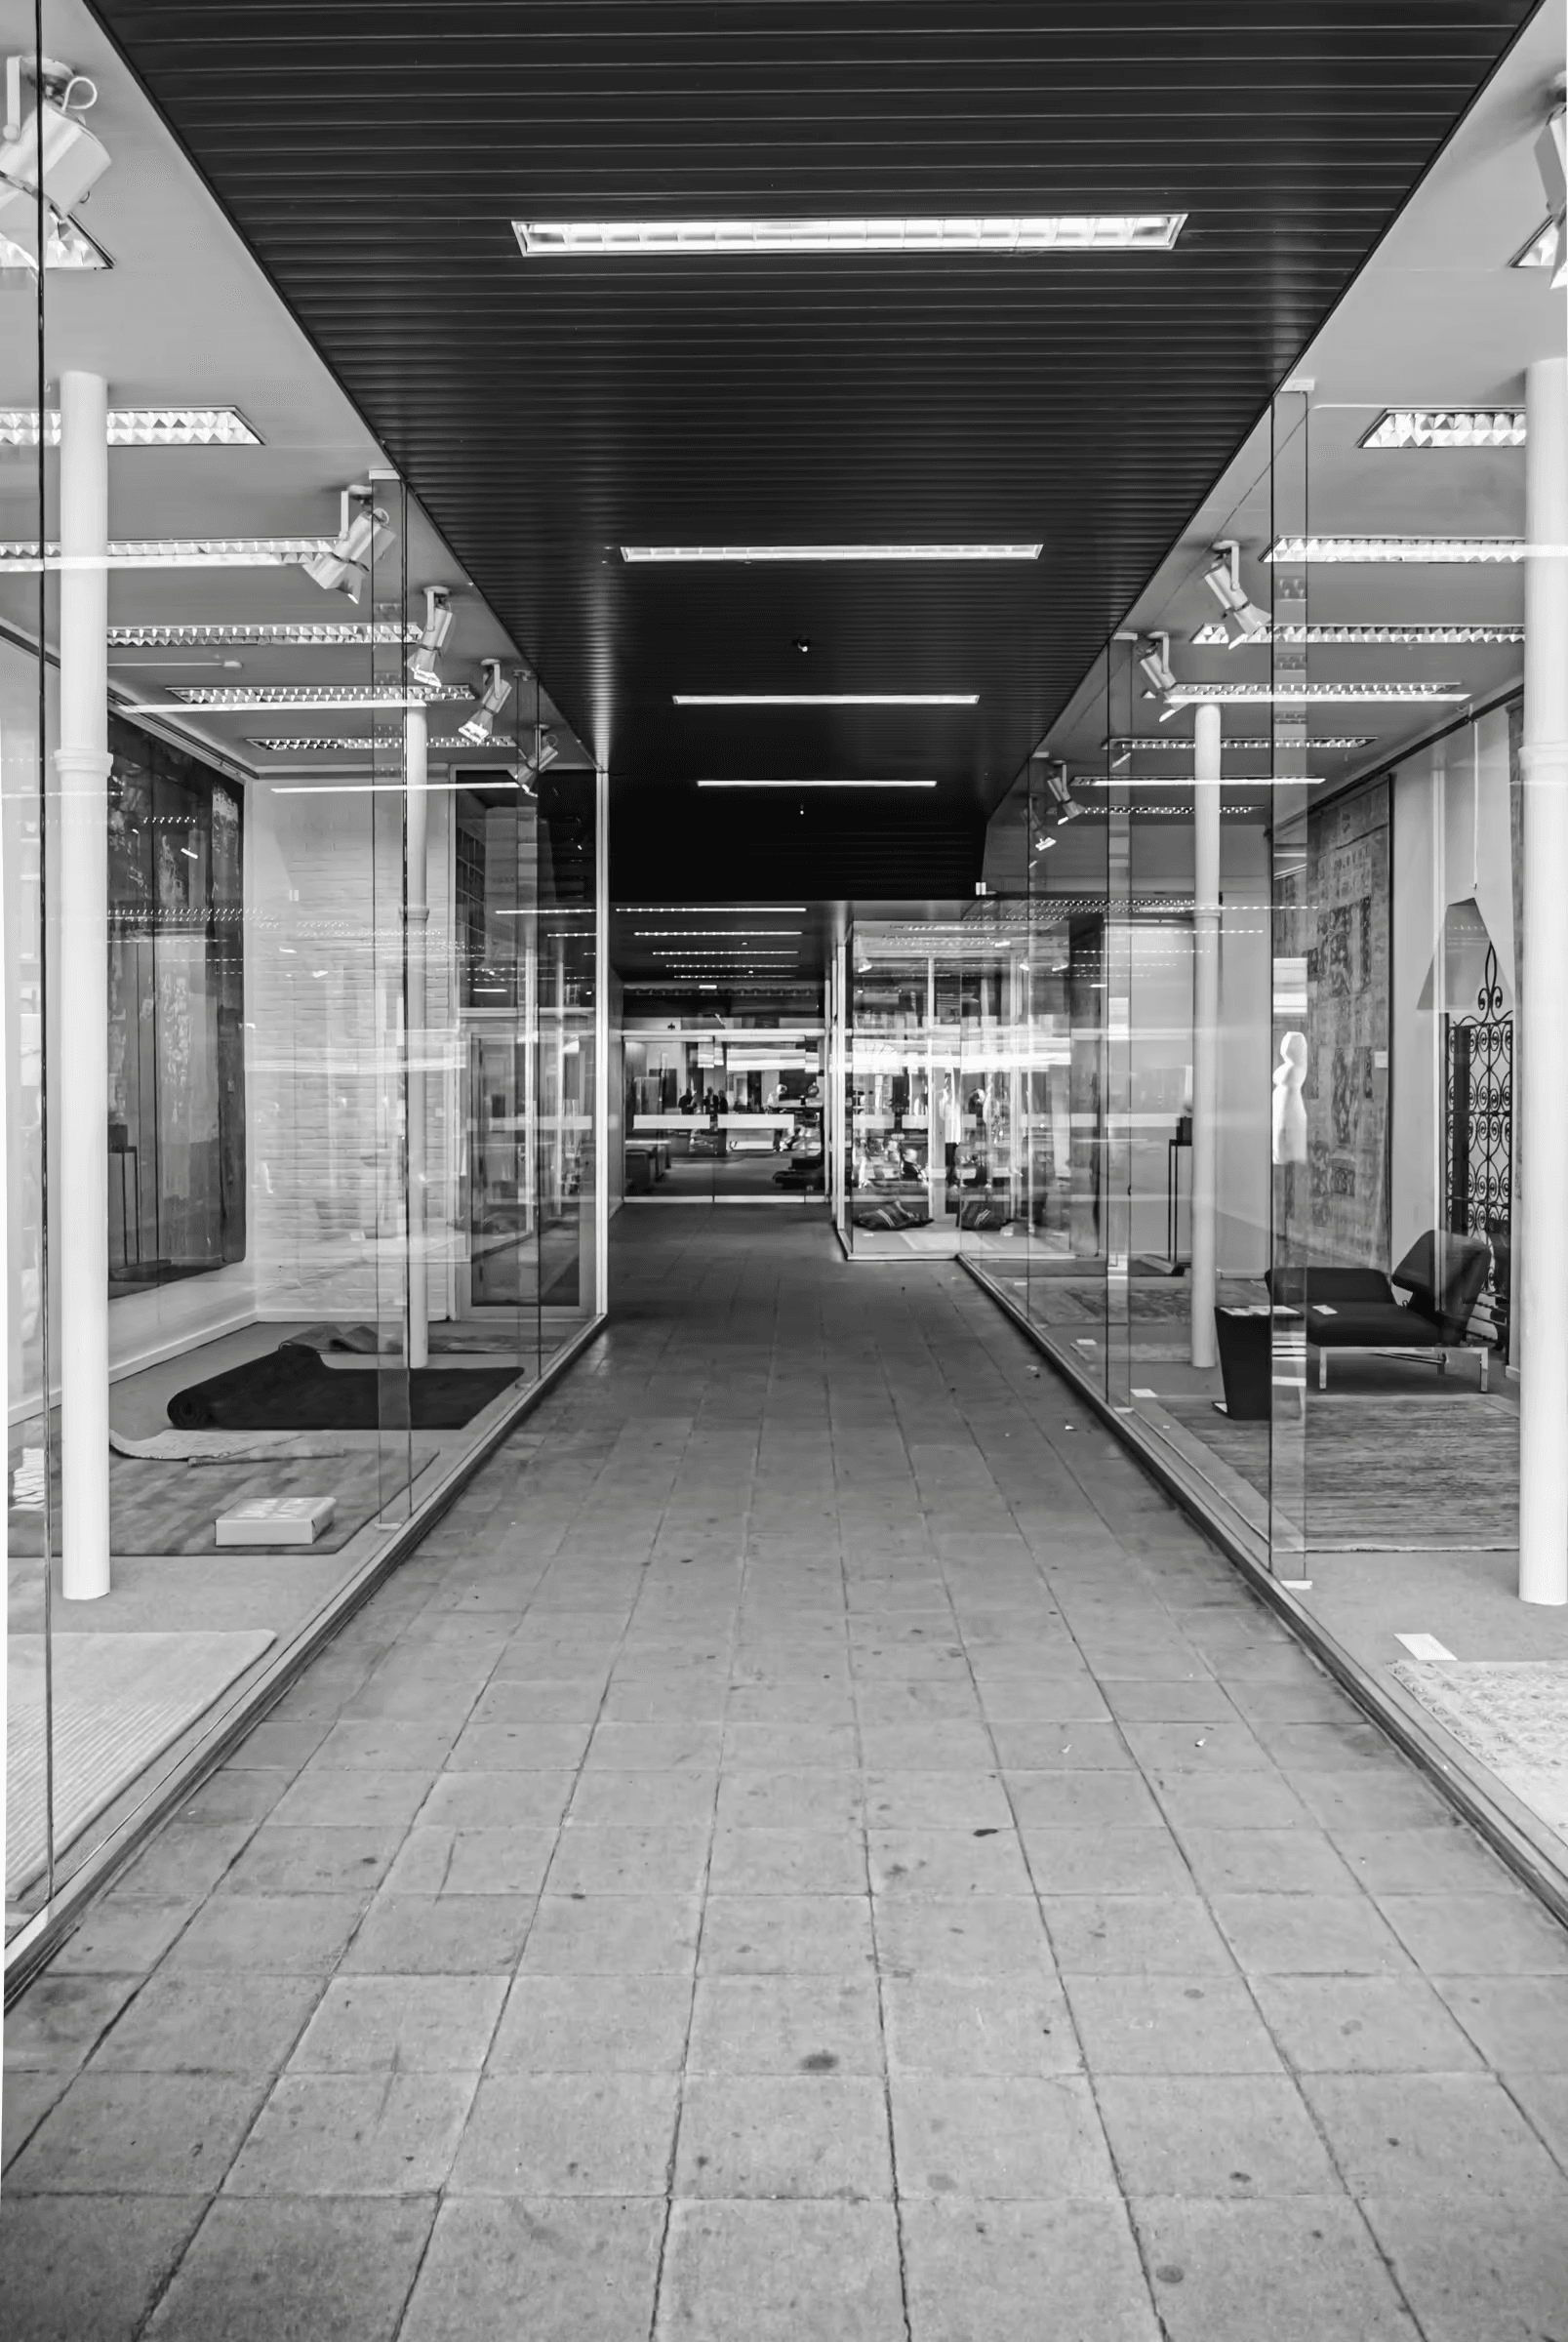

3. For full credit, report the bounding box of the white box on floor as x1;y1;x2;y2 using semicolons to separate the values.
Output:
216;1495;337;1547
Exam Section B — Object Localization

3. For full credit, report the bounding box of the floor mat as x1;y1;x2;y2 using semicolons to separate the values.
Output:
1161;1394;1516;1549
1393;1660;1568;1840
9;1443;438;1555
6;1629;275;1896
167;1343;519;1431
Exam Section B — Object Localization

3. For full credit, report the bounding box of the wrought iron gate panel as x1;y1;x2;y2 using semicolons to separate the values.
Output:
1443;943;1511;1353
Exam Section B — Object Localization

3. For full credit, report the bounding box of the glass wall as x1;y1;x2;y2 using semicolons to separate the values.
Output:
3;10;605;1952
622;1021;824;1201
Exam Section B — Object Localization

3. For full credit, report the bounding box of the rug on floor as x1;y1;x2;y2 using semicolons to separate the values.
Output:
1393;1659;1568;1841
8;1442;438;1555
167;1342;519;1431
6;1628;276;1897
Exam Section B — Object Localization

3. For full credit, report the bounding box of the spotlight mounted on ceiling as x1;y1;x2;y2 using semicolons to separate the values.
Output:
459;659;514;745
0;54;110;272
302;487;395;602
1137;631;1177;697
505;730;558;792
1201;542;1270;642
410;586;453;689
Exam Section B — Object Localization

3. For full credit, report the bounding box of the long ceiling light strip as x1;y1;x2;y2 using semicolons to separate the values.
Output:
1358;409;1526;450
1076;775;1327;788
623;544;1039;563
0;537;337;572
1267;537;1524;564
0;406;261;447
1105;734;1373;750
674;693;977;707
634;929;804;938
111;622;420;649
1189;621;1524;648
1164;681;1467;706
246;735;519;753
618;904;809;913
516;215;1186;258
169;685;469;710
269;779;523;796
696;778;938;789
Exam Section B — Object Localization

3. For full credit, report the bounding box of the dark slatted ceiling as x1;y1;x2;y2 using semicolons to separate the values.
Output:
94;1;1536;928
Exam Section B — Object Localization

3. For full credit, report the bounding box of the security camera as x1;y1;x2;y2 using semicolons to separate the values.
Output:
0;56;110;267
302;487;395;601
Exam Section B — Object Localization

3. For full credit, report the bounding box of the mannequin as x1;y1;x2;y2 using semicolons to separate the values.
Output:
1272;1031;1308;1166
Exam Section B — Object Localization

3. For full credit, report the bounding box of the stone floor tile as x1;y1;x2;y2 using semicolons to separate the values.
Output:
988;1722;1131;1767
163;1893;369;1974
287;1975;506;2072
571;1767;720;1824
488;1974;693;2073
699;1893;876;1973
520;1893;703;1974
1175;1826;1351;1895
266;1768;435;1831
890;2073;1117;2199
673;2072;893;2199
1043;1894;1235;1976
418;1768;576;1827
686;1973;884;2074
447;1720;594;1771
1;2194;205;2342
546;1822;710;1894
1146;1769;1312;1831
449;2072;677;2195
1365;2188;1568;2342
1022;1827;1199;1897
1376;1890;1568;1975
1211;1892;1413;1976
117;1822;256;1901
2;2073;68;2172
312;1720;462;1772
861;1772;1012;1830
902;2198;1160;2342
1251;1975;1485;2073
1065;1974;1282;2074
1097;2073;1339;2196
1331;1826;1517;1896
1130;2198;1419;2341
654;2200;905;2341
871;1896;1055;1976
883;1973;1077;2075
45;1896;198;1978
2;1973;142;2072
858;1723;999;1770
866;1827;1032;1898
719;1721;859;1767
219;1826;404;1898
1431;1972;1568;2068
397;2198;663;2342
382;1825;557;1897
1290;1768;1453;1833
143;2197;435;2339
6;2072;264;2195
709;1826;866;1894
92;1973;323;2075
1299;2070;1565;2195
339;1894;533;1975
223;2074;476;2196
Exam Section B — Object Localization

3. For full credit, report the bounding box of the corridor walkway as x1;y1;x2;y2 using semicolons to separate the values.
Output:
6;1207;1568;2338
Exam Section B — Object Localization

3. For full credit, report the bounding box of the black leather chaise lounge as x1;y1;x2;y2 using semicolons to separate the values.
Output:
1264;1232;1493;1392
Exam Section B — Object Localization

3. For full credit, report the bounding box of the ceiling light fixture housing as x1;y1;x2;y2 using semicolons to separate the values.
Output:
1359;408;1526;450
165;684;464;710
459;659;513;745
1188;620;1524;648
1163;680;1467;706
1104;734;1373;750
1267;537;1524;563
1137;633;1178;695
410;586;453;690
0;537;339;572
674;693;977;707
696;778;937;789
0;52;109;272
111;622;418;649
622;543;1040;563
516;214;1186;259
302;487;396;602
0;405;260;447
1200;542;1270;641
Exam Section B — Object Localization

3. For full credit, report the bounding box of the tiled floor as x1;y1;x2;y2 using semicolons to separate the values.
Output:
6;1204;1568;2338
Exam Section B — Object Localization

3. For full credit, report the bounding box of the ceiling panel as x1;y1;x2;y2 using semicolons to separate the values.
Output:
91;0;1539;911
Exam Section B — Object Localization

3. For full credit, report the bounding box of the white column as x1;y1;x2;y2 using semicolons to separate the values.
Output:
403;706;429;1368
1189;699;1222;1370
1519;353;1568;1606
593;763;609;1317
58;373;112;1600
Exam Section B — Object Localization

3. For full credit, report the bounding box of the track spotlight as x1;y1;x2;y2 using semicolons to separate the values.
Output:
1138;632;1177;697
0;55;109;270
1201;542;1270;641
302;488;395;602
410;586;453;689
459;659;514;745
1536;101;1566;289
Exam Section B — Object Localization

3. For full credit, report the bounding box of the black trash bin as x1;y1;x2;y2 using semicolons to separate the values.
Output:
1213;1306;1275;1421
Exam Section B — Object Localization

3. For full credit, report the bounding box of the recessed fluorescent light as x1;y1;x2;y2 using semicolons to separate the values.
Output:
1189;621;1524;648
618;904;809;913
0;217;110;272
623;544;1039;563
1359;408;1525;450
674;694;976;707
1104;735;1373;750
634;929;804;937
0;537;338;572
1512;219;1561;270
110;622;420;649
1267;536;1524;564
697;778;938;789
165;686;467;710
0;407;261;448
1164;681;1467;705
1077;774;1327;787
270;779;522;796
516;215;1186;259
